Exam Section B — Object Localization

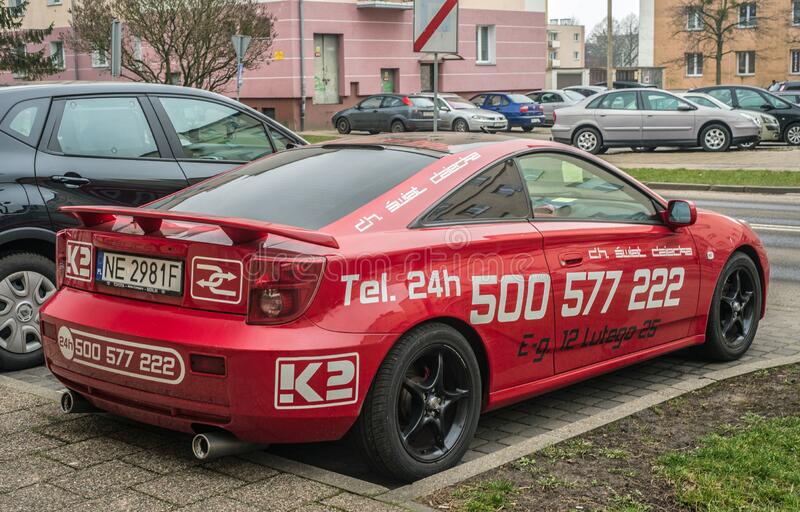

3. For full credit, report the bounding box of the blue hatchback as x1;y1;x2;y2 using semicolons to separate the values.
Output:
469;93;545;132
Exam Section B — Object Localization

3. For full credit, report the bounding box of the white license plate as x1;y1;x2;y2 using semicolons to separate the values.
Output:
97;251;183;295
421;111;434;118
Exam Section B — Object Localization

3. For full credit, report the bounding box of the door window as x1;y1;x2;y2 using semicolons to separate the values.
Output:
51;97;159;158
267;127;293;152
707;88;734;106
382;97;404;108
487;95;504;107
641;91;688;111
517;153;658;223
598;91;639;110
735;89;768;109
422;159;530;224
359;96;383;109
158;97;273;162
471;95;487;106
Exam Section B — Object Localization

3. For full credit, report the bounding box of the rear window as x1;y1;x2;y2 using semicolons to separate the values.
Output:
150;147;436;230
508;94;534;104
410;97;434;107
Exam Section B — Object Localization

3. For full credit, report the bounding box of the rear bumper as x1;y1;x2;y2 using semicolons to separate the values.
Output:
41;288;393;445
509;116;544;127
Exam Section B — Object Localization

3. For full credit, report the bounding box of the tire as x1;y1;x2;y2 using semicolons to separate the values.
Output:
390;120;406;133
452;119;469;133
369;130;380;135
521;126;534;133
596;146;609;155
702;252;762;361
0;252;56;371
336;118;351;135
700;124;731;152
737;140;758;150
353;322;482;482
785;123;800;146
573;127;603;154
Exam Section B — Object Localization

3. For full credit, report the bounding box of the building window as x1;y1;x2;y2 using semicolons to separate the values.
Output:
573;32;580;41
574;51;580;61
91;51;108;68
50;41;65;70
47;0;63;5
549;50;558;61
792;50;800;74
476;25;496;65
794;1;800;26
685;53;703;76
549;31;558;41
738;3;756;28
737;51;756;75
687;6;703;31
7;0;24;7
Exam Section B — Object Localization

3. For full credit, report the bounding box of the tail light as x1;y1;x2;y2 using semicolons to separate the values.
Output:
519;105;529;113
402;97;413;106
55;231;67;289
247;256;325;325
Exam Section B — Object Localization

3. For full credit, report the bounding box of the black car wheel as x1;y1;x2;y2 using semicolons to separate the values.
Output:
453;119;469;133
702;252;761;361
353;323;481;482
391;120;406;133
336;118;351;135
785;123;800;146
573;127;602;154
521;126;534;133
0;253;56;371
700;124;731;152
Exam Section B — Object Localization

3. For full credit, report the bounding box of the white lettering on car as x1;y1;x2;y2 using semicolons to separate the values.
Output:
65;241;93;281
275;353;359;409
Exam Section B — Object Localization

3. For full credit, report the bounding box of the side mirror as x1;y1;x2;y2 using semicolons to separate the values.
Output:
761;103;772;111
677;104;695;112
665;199;697;228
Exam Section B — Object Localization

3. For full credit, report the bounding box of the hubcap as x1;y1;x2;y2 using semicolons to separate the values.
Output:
705;128;726;150
0;271;56;354
397;345;472;463
455;121;467;132
788;126;800;145
719;268;756;348
576;131;597;152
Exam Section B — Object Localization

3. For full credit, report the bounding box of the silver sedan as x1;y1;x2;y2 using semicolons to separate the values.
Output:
551;88;761;154
418;93;508;132
526;89;585;125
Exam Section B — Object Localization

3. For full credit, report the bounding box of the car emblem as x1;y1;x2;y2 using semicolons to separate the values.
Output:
65;241;93;282
275;353;359;409
190;257;243;304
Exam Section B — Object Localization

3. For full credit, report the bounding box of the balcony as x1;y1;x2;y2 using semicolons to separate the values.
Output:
357;0;413;9
548;40;561;49
550;59;561;68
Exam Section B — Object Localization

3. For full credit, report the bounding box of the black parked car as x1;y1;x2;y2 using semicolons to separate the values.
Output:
690;85;800;145
332;94;435;134
0;82;305;370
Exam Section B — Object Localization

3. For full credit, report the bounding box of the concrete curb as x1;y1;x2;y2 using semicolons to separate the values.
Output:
645;181;800;194
377;354;800;507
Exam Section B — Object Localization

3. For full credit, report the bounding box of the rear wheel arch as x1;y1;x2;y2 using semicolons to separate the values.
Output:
0;229;56;261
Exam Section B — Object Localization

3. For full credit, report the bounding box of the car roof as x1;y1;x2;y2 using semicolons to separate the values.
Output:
0;81;236;102
322;133;560;156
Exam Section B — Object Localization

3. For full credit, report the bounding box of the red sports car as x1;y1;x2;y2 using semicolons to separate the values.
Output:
41;134;768;481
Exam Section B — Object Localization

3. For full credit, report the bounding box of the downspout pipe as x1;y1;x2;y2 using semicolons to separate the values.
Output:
299;0;306;132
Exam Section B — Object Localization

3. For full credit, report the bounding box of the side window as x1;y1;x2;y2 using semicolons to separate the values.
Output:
159;97;273;162
51;97;159;158
360;96;383;109
764;93;790;109
641;91;687;111
500;96;511;107
517;153;658;223
598;92;638;110
735;89;767;109
0;98;49;145
487;95;503;107
267;127;293;152
707;89;734;107
688;96;717;108
471;95;486;106
422;159;530;224
382;97;404;108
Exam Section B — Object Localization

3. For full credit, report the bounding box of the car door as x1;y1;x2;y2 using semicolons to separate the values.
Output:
517;152;700;373
151;95;281;184
34;95;188;229
349;96;383;132
418;158;556;391
433;97;457;128
640;90;696;143
380;96;407;130
593;91;643;145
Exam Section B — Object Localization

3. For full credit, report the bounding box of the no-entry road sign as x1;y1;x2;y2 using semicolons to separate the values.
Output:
413;0;459;54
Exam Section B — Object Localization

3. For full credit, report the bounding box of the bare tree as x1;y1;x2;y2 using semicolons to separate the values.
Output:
69;0;277;92
585;15;639;69
669;0;771;85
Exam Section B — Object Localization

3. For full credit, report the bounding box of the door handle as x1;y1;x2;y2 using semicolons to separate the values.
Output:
51;173;91;187
559;252;583;267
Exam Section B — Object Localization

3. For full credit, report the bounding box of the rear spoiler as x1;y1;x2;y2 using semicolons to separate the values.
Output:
59;206;339;249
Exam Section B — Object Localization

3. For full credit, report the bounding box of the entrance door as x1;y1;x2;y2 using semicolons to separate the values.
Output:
420;63;434;92
381;69;397;93
314;34;340;104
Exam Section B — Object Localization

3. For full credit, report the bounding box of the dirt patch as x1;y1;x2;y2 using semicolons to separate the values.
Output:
425;364;800;512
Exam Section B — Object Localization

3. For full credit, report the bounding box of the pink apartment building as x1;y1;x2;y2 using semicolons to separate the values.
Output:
1;0;547;130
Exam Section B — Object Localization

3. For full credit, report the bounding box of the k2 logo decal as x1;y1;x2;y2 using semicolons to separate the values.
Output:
190;257;243;304
275;353;359;409
66;241;93;282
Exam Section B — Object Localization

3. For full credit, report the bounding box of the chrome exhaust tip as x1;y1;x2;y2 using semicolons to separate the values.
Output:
60;390;101;414
191;432;266;460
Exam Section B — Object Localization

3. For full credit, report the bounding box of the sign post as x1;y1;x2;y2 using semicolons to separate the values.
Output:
110;20;122;78
231;35;252;102
414;0;459;133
